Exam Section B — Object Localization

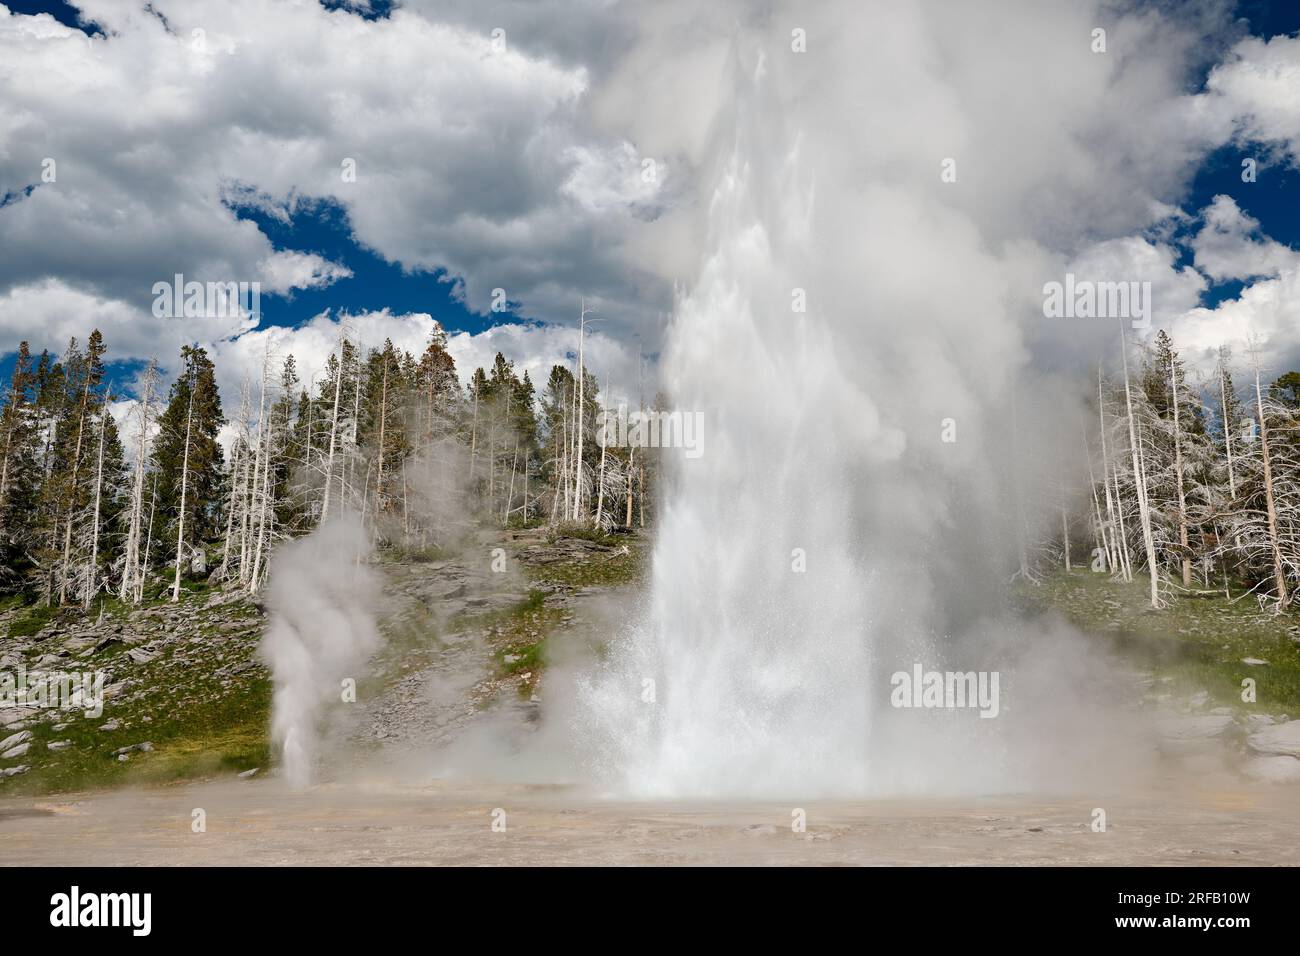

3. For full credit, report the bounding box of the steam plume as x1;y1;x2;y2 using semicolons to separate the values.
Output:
261;515;381;787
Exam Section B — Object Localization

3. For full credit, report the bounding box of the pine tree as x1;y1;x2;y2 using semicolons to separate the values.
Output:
467;366;489;482
416;325;458;443
43;332;108;605
361;339;409;520
81;394;126;608
272;355;305;532
0;343;41;582
1271;371;1300;408
542;365;575;522
151;346;225;599
318;333;363;522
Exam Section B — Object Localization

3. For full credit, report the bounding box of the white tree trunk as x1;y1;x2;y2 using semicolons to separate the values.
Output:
571;300;591;521
376;356;389;518
321;334;345;526
1121;329;1160;609
1253;359;1289;607
1219;359;1237;498
469;385;479;481
120;362;157;602
139;473;157;603
250;427;273;593
1169;356;1191;587
171;372;196;603
1097;368;1126;578
84;401;109;610
348;354;363;511
594;375;608;528
505;441;519;523
625;441;635;527
1111;462;1132;582
58;379;91;605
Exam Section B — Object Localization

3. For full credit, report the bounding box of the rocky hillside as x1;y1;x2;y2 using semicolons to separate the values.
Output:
0;525;645;794
0;587;269;792
1018;569;1300;785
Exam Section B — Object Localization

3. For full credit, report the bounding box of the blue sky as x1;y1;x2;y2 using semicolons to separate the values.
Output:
1155;0;1300;309
17;0;1295;320
231;199;497;336
1180;0;1300;302
1182;144;1300;307
3;0;1300;406
5;0;506;336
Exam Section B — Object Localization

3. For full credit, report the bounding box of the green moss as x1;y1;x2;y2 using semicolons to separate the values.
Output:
546;523;621;545
523;535;646;590
497;637;548;675
480;590;563;678
381;543;456;564
2;586;271;795
7;604;59;639
1019;570;1300;713
2;676;272;796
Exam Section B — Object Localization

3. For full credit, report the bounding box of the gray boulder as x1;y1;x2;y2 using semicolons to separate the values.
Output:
1247;720;1300;758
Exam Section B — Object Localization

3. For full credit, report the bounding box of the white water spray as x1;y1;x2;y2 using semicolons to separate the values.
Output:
575;50;921;797
571;12;1151;798
262;515;381;788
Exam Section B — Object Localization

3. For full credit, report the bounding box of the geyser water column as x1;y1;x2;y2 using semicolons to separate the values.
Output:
262;515;381;788
575;55;908;798
566;1;1178;799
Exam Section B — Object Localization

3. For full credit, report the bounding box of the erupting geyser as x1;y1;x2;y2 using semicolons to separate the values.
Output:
262;515;381;788
569;7;1131;799
574;50;915;798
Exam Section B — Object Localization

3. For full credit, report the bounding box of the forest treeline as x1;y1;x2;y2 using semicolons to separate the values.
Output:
0;322;655;607
1035;329;1300;612
8;319;1298;617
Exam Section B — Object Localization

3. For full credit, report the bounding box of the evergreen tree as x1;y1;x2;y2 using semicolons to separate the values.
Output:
0;343;41;582
43;332;108;604
81;392;127;606
272;354;305;531
415;325;458;442
513;370;539;454
1272;371;1300;408
151;346;225;588
361;339;409;514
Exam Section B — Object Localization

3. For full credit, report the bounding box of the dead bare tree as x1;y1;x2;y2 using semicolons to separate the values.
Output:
1250;341;1289;609
120;360;159;603
1121;328;1162;609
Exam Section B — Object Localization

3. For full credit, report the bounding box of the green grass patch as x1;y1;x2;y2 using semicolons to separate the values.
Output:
497;637;548;675
2;588;271;795
524;536;647;590
1;675;271;796
1018;569;1300;713
546;523;621;545
7;604;59;639
483;590;563;679
380;542;456;564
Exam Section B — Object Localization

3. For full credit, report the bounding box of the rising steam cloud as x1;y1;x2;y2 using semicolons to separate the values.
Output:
569;0;1195;798
261;515;381;788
